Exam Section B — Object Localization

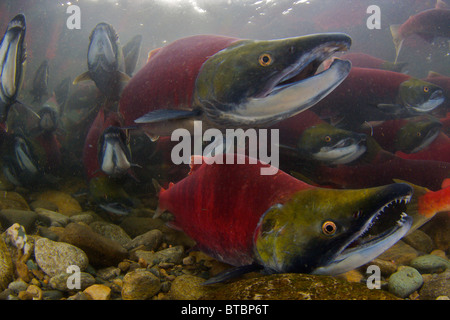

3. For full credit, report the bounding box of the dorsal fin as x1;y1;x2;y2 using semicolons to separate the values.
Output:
427;71;444;78
442;178;450;189
147;47;161;62
189;155;204;175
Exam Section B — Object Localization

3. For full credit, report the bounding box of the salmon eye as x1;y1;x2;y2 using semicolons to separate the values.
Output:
417;132;421;137
259;53;272;66
423;86;429;93
324;136;331;143
322;221;337;235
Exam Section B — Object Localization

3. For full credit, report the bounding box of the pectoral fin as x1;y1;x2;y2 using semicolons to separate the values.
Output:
134;109;201;124
73;71;92;84
376;103;404;114
202;264;263;285
118;71;131;82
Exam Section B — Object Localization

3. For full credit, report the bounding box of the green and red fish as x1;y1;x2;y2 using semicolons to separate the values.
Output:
311;67;444;130
156;154;415;281
119;33;352;138
396;132;450;163
294;137;450;192
361;116;442;154
271;110;367;166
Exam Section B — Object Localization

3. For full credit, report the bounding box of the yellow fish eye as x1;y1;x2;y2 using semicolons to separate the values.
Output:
324;135;331;143
423;86;429;93
322;221;337;235
259;53;273;66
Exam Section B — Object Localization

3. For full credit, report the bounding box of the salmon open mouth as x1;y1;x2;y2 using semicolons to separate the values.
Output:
321;197;412;276
236;39;352;126
343;195;411;251
312;183;413;276
267;42;351;97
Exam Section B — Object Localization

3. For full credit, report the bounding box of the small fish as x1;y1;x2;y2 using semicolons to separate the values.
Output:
361;116;442;154
89;175;135;215
53;76;71;113
2;134;40;186
73;22;130;102
122;35;142;77
83;107;123;181
30;59;49;105
0;14;27;122
119;33;352;138
272;110;367;166
396;132;450;163
423;71;450;111
37;105;59;134
294;137;450;192
98;126;137;178
156;154;414;282
390;4;450;62
312;67;445;131
294;124;366;165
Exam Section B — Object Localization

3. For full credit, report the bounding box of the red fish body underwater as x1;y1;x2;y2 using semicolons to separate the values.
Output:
310;67;444;130
390;7;450;62
119;33;352;138
156;154;450;283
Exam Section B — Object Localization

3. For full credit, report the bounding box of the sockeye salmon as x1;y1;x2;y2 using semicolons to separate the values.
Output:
157;154;415;283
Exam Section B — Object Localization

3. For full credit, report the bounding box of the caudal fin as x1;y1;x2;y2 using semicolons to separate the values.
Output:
390;25;403;64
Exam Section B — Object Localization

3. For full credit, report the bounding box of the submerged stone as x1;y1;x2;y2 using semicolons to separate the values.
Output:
201;273;400;300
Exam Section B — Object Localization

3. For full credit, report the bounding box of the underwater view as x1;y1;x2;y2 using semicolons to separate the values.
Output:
0;0;449;303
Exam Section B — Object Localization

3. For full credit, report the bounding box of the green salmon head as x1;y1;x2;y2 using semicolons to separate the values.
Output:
296;123;367;165
253;183;413;275
0;14;27;121
399;78;444;113
394;116;442;153
195;33;351;127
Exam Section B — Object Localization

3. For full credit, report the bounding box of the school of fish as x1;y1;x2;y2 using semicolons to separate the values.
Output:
0;0;449;284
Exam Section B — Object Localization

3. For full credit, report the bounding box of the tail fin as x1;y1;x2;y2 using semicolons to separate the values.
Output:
436;0;449;9
390;25;403;64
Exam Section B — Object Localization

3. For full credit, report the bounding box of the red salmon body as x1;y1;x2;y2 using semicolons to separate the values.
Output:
158;155;313;266
119;35;240;127
398;8;450;41
311;67;411;128
307;154;450;191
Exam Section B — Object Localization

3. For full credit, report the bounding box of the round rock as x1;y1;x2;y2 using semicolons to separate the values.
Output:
34;237;89;277
410;255;450;274
49;272;95;292
388;267;423;298
89;221;132;247
121;268;161;300
0;235;13;291
59;222;128;267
